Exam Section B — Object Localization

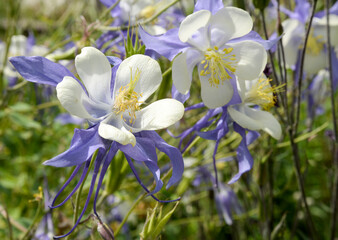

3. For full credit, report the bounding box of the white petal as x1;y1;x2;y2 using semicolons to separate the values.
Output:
313;15;338;46
210;7;253;40
229;105;282;140
99;118;136;146
227;41;267;80
142;24;166;35
124;99;184;132
178;10;211;43
228;105;261;130
282;19;305;68
56;76;97;121
9;35;27;57
198;64;234;108
172;49;202;94
304;50;327;76
114;54;162;102
75;47;112;104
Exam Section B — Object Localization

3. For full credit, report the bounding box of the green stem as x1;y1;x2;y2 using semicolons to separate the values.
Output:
99;0;121;20
21;201;43;240
115;192;147;236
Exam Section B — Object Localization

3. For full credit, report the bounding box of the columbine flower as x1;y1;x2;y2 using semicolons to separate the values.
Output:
140;0;267;108
228;75;282;140
280;0;338;76
55;47;184;146
10;47;185;238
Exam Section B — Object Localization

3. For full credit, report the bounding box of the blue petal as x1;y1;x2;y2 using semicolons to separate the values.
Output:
172;85;190;103
106;56;122;66
228;31;281;51
53;156;104;239
93;143;118;214
139;26;189;61
140;131;184;189
228;123;254;184
44;125;108;167
120;138;164;193
9;56;76;86
194;0;224;14
315;1;338;18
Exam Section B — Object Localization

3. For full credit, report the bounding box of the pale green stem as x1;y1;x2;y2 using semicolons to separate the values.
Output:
21;201;43;240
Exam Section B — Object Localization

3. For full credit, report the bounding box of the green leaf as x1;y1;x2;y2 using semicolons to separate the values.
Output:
150;201;180;239
9;112;41;129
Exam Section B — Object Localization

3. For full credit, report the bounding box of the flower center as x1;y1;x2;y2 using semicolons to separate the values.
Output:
245;78;283;111
200;46;237;88
140;6;156;19
304;30;324;56
113;68;143;124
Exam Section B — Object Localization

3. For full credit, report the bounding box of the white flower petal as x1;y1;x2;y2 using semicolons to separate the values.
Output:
99;119;136;146
210;7;253;40
227;41;267;80
229;105;282;140
114;54;162;102
178;10;211;43
75;47;112;104
282;19;305;68
313;14;338;46
198;64;234;108
124;99;184;132
9;35;27;57
56;76;97;121
172;49;202;94
304;50;327;76
228;105;262;130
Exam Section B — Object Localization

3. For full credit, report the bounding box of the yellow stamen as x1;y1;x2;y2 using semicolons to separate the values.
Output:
113;68;143;124
200;46;237;88
301;30;324;56
140;6;156;19
245;78;284;111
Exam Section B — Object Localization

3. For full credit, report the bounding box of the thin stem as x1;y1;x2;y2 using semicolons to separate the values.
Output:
326;0;338;239
99;0;121;21
21;201;43;240
114;192;147;236
3;203;13;240
280;0;318;238
99;0;180;31
294;0;318;133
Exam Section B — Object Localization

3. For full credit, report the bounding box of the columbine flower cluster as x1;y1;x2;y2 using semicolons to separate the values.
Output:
9;0;285;237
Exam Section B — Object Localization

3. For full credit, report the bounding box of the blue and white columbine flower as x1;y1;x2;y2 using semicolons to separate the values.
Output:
281;0;338;76
10;47;185;238
140;0;267;108
55;47;184;146
228;75;282;140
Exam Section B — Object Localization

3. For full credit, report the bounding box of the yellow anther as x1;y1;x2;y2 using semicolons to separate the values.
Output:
245;78;284;110
199;46;237;87
301;30;324;56
113;68;143;124
140;6;156;19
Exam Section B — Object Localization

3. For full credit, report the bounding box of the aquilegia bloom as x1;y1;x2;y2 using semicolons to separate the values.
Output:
10;47;185;238
140;0;267;108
